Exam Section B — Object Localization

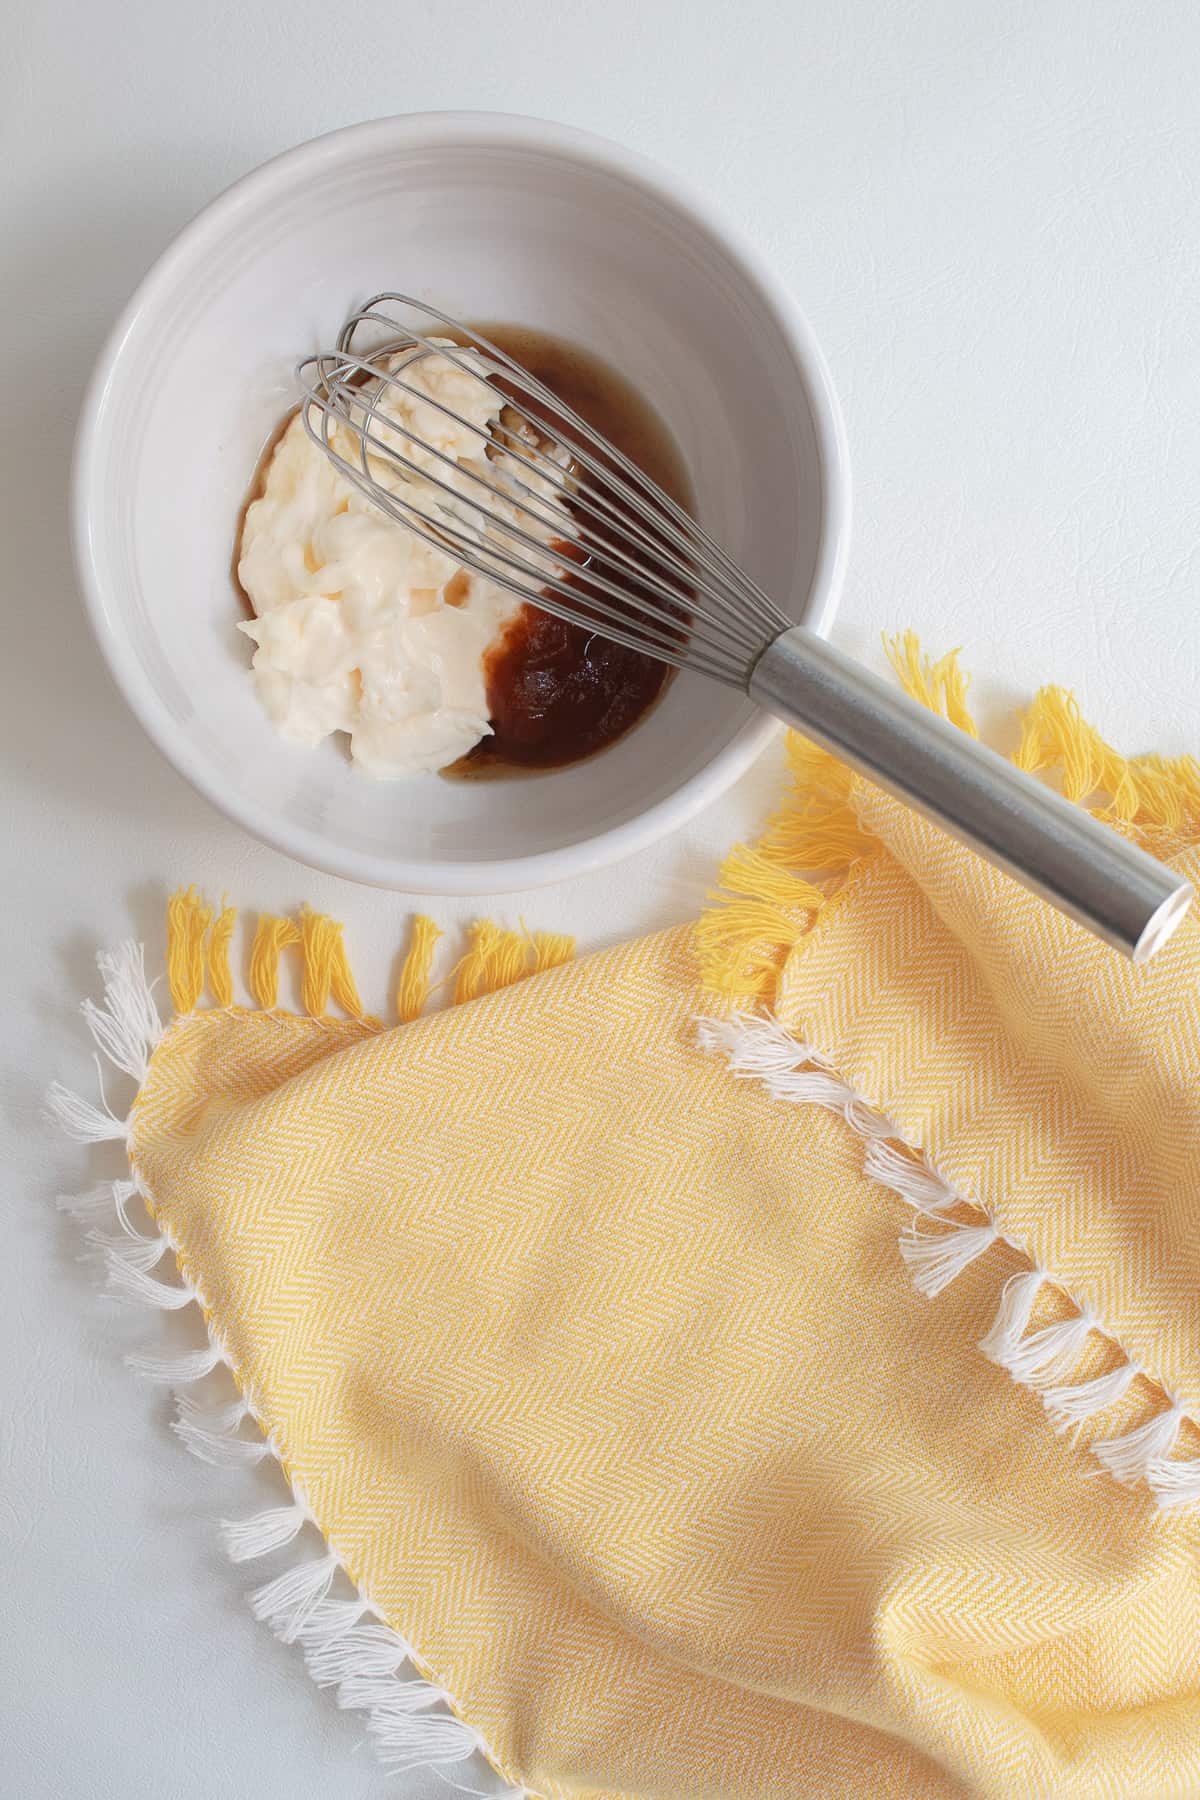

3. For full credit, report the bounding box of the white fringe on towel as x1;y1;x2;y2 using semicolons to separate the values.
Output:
698;1010;1200;1512
51;941;528;1798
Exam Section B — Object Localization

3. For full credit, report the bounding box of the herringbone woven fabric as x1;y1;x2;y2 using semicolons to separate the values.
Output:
77;648;1200;1799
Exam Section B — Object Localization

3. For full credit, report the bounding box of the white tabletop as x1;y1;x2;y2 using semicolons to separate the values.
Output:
6;5;1200;1795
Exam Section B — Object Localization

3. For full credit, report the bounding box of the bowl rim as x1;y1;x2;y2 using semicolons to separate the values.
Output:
72;110;851;895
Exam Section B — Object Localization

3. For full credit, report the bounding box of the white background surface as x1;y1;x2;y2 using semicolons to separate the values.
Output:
4;4;1199;1795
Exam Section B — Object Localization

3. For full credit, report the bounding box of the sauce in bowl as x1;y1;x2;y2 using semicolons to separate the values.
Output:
445;325;694;778
234;324;694;779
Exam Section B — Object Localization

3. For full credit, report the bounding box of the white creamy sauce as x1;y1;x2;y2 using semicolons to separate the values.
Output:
237;343;568;777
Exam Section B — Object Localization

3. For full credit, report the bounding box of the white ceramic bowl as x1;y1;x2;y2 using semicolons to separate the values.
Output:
74;113;849;893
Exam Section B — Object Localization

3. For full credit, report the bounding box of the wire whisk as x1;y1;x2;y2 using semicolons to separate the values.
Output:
297;294;1191;962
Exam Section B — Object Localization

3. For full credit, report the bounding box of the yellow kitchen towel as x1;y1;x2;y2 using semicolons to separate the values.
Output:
53;644;1200;1800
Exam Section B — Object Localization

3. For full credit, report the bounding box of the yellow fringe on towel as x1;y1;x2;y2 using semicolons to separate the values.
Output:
167;887;212;1014
695;847;828;1001
885;630;979;736
454;923;521;1004
1133;753;1200;844
692;659;919;1002
396;917;442;1022
248;917;302;1011
1015;688;1140;813
453;920;578;1003
757;735;881;874
696;631;1200;1002
490;929;531;992
1016;686;1200;853
455;922;501;1005
207;902;237;1009
167;891;576;1024
532;931;576;974
298;909;364;1019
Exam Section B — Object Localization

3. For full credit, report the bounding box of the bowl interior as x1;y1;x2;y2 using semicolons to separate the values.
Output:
79;119;833;888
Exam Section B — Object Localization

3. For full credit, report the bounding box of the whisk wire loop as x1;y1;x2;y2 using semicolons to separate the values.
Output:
325;296;792;638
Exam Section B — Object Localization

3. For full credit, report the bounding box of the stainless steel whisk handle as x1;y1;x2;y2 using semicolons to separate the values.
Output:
750;629;1193;962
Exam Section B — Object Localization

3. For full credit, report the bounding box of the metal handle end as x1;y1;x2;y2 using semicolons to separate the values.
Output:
1132;879;1194;965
